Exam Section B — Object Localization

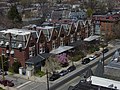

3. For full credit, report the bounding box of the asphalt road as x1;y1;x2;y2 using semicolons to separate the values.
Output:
56;56;113;90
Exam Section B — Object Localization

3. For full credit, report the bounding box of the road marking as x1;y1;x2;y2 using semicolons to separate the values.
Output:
18;82;36;90
16;81;32;89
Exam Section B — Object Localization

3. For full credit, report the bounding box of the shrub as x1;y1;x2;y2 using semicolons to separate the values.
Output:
8;67;14;74
35;70;45;77
12;62;21;73
72;55;82;62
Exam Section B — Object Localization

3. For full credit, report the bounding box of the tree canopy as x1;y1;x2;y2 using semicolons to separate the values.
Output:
7;5;22;23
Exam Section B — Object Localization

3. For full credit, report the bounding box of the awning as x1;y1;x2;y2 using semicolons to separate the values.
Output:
84;35;100;42
50;46;73;54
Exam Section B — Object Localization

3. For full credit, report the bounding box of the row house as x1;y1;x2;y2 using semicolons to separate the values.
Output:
0;29;38;67
0;20;89;69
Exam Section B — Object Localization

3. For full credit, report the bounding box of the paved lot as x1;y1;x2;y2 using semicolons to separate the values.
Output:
0;75;47;90
17;81;46;90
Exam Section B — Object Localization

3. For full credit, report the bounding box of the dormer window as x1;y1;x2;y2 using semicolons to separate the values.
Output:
5;42;9;46
18;44;22;48
0;41;4;46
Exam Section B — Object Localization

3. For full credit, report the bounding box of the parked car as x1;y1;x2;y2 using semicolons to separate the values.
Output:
94;51;101;57
67;65;76;72
88;55;97;61
82;58;90;64
0;80;14;87
49;72;60;81
102;48;109;53
59;70;68;76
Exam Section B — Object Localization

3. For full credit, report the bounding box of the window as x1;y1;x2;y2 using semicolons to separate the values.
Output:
60;38;64;46
70;35;74;43
39;48;45;54
29;45;35;57
52;40;56;49
11;42;17;48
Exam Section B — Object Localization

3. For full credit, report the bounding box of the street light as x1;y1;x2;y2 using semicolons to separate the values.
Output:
101;42;107;73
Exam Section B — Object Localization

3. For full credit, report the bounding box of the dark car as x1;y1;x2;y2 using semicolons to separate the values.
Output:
7;80;14;87
49;73;60;81
59;70;68;76
67;65;76;72
82;58;90;64
1;80;14;87
102;48;109;53
0;80;14;87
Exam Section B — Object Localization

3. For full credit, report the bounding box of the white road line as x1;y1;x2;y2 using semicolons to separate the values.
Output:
18;82;36;90
16;81;32;89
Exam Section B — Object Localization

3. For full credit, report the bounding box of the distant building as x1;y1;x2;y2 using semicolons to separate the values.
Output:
92;13;119;35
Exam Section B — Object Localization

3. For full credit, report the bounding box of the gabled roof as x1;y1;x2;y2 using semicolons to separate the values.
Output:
67;23;76;36
58;25;66;38
36;26;55;41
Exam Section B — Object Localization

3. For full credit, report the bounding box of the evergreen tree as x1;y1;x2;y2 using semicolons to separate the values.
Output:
7;5;22;23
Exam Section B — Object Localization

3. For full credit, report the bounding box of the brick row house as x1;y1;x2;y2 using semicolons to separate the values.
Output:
0;29;38;67
0;20;90;71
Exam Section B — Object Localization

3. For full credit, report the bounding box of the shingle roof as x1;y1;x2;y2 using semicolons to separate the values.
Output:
25;53;52;65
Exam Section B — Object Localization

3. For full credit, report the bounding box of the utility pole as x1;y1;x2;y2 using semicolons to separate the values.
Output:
1;53;5;80
46;69;49;90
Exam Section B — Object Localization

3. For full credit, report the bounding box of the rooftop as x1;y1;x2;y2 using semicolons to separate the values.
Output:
0;28;37;36
87;76;120;90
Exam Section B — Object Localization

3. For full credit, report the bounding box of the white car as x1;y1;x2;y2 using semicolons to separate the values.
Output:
88;55;97;61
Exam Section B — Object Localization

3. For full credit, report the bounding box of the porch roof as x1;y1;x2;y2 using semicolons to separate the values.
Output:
50;46;73;54
84;35;100;42
25;53;51;65
69;40;82;47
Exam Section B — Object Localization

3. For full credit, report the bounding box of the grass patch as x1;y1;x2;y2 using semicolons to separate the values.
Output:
0;87;5;90
35;70;45;77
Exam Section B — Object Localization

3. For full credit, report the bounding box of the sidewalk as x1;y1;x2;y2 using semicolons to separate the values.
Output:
12;73;47;83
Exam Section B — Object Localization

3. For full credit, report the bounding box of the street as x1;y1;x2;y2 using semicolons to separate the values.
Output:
56;56;113;90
